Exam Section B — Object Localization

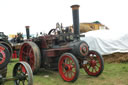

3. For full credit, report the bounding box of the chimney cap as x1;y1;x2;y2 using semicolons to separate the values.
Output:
25;26;30;29
71;5;80;10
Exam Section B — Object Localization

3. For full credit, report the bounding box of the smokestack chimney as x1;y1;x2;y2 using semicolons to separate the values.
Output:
25;26;30;39
71;5;80;40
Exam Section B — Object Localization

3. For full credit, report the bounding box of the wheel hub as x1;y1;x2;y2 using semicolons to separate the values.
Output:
82;46;86;53
91;60;96;67
65;65;72;71
65;66;69;70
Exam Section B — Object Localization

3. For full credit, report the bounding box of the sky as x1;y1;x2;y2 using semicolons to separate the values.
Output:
0;0;128;35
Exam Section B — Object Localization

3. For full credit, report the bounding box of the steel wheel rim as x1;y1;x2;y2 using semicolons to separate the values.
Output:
59;55;77;81
0;47;6;64
84;51;102;76
14;65;28;85
13;62;33;85
19;43;35;72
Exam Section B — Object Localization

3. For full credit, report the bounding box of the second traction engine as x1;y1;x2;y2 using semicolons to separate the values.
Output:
19;5;104;82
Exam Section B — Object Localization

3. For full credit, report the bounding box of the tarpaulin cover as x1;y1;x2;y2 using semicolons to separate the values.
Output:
81;30;128;55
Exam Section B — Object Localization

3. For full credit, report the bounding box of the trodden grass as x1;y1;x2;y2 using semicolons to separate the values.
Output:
4;59;128;85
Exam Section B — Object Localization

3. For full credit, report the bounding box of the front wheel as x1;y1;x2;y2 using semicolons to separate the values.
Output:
58;53;79;82
83;50;104;76
13;61;33;85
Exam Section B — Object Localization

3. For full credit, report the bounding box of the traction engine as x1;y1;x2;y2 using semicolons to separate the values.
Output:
19;5;104;82
0;43;33;85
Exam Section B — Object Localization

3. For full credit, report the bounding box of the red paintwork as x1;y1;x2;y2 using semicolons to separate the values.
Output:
21;64;27;73
19;43;35;72
39;35;56;49
84;51;102;76
59;54;77;81
0;48;6;64
0;46;5;51
80;43;89;56
12;51;17;59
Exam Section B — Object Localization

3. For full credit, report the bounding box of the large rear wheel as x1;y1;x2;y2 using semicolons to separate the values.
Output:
0;44;10;69
83;50;104;76
0;41;13;58
19;41;41;74
58;53;79;82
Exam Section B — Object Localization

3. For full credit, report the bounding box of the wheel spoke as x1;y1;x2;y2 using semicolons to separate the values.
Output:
96;60;99;63
29;55;34;60
17;80;20;84
66;58;70;64
64;71;68;77
26;46;31;53
29;49;33;57
62;67;66;73
62;62;66;66
96;64;100;68
96;65;100;71
22;80;25;85
88;65;91;70
22;51;29;56
94;67;97;72
67;71;69;78
29;59;34;65
18;66;22;73
91;67;94;72
71;64;74;68
70;70;76;75
70;60;73;65
26;78;29;82
69;71;72;78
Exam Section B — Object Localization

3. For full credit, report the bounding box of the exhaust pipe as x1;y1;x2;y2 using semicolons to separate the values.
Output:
25;26;30;39
71;5;80;40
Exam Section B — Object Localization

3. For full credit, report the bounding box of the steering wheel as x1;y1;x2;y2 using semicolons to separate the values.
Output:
48;29;56;35
48;23;64;35
48;27;62;35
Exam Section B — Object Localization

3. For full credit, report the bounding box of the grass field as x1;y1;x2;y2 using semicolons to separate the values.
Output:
4;59;128;85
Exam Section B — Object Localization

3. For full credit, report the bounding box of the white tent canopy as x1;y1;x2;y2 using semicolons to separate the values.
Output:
81;29;128;55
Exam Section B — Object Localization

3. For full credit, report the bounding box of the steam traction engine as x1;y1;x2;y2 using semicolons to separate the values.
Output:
19;5;104;82
0;42;33;85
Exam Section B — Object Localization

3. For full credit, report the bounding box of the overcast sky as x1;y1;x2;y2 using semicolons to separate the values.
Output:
0;0;128;35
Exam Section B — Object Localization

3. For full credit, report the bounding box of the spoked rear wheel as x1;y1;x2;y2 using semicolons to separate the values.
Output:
0;44;10;69
0;41;13;58
13;61;33;85
83;50;104;76
58;53;79;82
19;41;41;74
